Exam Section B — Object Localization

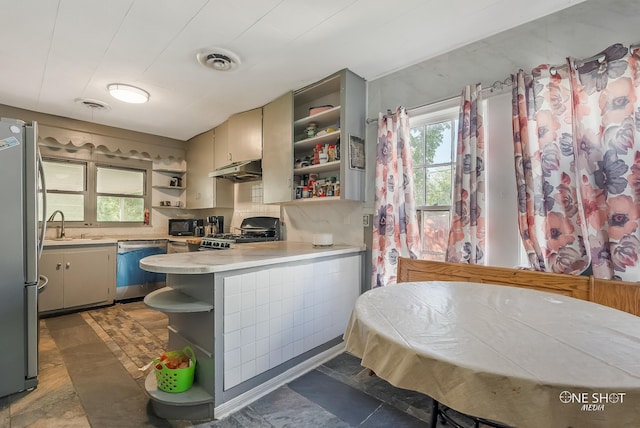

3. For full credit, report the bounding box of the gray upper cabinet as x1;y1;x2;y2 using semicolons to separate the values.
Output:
263;92;294;204
213;120;230;170
186;129;233;209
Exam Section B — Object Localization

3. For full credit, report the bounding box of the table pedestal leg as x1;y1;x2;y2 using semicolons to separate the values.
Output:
430;399;438;427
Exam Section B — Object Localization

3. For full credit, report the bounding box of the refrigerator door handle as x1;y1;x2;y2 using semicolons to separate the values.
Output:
37;275;48;291
37;148;47;259
24;123;41;284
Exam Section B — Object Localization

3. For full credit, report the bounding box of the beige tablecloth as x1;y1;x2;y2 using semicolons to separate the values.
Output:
343;281;640;427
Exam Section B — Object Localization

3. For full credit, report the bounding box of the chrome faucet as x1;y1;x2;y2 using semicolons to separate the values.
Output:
47;210;66;239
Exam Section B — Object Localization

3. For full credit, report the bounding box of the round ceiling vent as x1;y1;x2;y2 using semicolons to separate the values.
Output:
197;48;241;72
74;98;111;111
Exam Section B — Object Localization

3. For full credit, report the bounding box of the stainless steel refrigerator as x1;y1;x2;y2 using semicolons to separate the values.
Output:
0;117;46;398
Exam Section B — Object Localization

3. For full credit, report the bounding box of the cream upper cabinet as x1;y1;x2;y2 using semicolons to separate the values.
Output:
263;92;294;204
226;107;263;164
187;129;233;209
213;121;230;170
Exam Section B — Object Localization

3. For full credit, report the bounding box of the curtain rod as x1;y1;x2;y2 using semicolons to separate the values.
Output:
366;78;512;125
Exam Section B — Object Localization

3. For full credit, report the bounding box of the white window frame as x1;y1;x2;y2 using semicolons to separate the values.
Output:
410;102;459;261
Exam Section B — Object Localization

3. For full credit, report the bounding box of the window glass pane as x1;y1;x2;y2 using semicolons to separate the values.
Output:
413;168;426;206
97;167;144;195
97;196;144;222
410;125;425;166
426;121;452;165
45;194;84;221
43;161;84;191
426;165;452;206
421;211;450;261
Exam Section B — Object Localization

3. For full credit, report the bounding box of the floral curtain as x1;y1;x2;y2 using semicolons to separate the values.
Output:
512;43;640;281
446;84;486;264
569;44;640;280
372;107;421;288
511;67;590;274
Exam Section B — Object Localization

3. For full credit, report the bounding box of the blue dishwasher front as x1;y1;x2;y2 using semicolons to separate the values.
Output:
116;240;167;300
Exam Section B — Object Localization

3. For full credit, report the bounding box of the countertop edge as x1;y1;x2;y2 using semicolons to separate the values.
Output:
140;243;366;274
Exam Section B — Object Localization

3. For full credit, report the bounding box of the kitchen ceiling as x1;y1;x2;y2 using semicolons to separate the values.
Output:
0;0;587;141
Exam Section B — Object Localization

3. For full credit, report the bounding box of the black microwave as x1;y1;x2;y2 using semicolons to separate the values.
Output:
168;218;204;236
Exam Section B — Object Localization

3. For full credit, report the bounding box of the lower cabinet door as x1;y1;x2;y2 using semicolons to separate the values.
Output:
62;249;112;308
38;252;64;312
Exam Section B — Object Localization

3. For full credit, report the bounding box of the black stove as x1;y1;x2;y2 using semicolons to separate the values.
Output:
199;216;281;250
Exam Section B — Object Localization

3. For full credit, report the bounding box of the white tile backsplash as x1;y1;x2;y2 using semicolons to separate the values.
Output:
256;354;270;374
241;309;255;328
241;325;256;345
231;182;280;231
240;272;256;292
241;343;256;363
256;338;269;357
224;330;241;351
256;288;269;307
222;254;361;389
241;290;256;310
223;312;241;334
256;304;269;323
241;360;256;381
224;294;241;314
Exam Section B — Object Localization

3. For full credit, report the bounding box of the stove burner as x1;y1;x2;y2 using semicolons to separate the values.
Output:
199;239;232;250
199;216;281;250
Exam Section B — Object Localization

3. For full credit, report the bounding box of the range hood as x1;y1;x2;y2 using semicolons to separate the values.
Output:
208;159;262;182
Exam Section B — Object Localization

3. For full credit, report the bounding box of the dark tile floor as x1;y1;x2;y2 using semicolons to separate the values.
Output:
1;301;476;428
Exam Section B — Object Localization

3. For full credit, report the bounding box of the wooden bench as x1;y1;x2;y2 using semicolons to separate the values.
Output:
397;258;640;317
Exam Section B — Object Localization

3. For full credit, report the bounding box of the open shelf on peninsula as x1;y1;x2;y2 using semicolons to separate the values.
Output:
143;287;212;313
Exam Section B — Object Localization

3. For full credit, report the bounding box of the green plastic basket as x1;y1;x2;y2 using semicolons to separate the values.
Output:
154;346;196;393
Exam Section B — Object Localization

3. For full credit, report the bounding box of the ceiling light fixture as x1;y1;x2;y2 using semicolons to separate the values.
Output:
107;83;149;104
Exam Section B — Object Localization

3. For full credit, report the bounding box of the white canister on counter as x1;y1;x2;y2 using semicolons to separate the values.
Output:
312;233;333;247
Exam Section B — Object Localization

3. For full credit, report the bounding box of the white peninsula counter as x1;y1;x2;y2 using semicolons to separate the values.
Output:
140;241;365;421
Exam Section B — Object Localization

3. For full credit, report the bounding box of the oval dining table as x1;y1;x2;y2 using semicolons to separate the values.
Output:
343;281;640;428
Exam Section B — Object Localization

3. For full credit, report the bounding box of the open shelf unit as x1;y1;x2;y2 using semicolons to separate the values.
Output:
152;169;186;209
144;287;212;313
291;69;366;202
262;69;365;204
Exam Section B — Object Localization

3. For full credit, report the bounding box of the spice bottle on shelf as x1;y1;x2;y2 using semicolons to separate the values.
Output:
334;180;340;197
313;144;322;165
326;182;334;197
318;150;328;164
328;145;336;162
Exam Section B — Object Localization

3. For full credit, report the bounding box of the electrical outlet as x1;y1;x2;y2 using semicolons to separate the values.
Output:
362;215;370;227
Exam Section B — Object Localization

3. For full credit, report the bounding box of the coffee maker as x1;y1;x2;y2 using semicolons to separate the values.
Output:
207;216;224;236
